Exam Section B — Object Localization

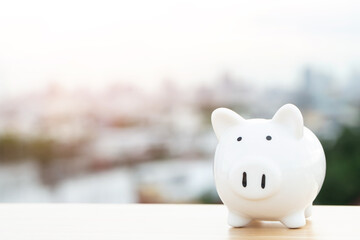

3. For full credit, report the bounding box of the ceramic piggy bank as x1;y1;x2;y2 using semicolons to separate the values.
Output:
211;104;326;228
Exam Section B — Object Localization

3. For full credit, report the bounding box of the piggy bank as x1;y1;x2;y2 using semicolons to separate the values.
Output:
211;104;326;228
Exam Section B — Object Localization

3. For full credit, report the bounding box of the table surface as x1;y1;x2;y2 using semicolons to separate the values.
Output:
0;204;358;240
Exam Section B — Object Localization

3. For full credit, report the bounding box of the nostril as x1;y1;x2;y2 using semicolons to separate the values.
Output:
261;174;266;189
242;172;247;187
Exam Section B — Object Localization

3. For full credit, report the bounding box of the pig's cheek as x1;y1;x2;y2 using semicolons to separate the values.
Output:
217;148;240;174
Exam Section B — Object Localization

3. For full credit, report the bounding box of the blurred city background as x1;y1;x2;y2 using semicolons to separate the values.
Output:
0;0;359;205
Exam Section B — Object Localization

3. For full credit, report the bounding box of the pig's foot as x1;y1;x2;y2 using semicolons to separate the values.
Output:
281;211;306;229
228;211;251;227
305;205;312;218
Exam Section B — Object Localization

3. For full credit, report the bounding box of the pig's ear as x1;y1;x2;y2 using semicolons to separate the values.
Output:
272;104;304;139
211;108;245;140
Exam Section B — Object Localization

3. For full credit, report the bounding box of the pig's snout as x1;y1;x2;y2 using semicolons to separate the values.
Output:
228;161;282;200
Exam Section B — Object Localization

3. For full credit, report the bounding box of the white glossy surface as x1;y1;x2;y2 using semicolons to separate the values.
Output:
211;104;326;228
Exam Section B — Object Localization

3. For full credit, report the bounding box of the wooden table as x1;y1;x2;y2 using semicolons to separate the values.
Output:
0;204;358;239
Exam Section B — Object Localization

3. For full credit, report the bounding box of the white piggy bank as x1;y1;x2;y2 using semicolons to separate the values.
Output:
211;104;326;228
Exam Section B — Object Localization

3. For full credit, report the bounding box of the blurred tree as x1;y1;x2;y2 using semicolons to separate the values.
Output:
199;188;222;204
316;124;360;205
29;137;56;165
0;133;26;161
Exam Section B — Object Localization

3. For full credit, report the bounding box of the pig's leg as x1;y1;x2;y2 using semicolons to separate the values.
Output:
228;211;251;227
280;210;306;228
305;204;312;218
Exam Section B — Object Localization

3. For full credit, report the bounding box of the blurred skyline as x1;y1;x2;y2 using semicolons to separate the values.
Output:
0;66;359;204
1;0;360;100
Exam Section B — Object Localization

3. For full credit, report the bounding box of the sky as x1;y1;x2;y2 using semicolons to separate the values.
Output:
0;0;360;99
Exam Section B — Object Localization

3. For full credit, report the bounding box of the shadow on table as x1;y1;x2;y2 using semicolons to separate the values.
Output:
227;219;314;238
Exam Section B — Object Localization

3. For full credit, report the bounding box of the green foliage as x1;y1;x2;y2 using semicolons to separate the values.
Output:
28;137;56;164
315;125;360;205
0;133;80;165
199;188;222;204
0;133;26;161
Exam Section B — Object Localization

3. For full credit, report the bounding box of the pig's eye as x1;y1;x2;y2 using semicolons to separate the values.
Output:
266;135;272;141
237;137;242;141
